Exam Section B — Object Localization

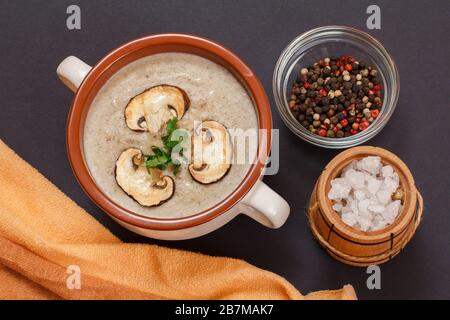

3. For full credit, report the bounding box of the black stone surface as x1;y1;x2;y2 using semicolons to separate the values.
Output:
0;0;449;299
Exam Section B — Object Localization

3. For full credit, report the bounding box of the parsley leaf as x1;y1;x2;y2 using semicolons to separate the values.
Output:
144;117;185;176
162;117;184;150
144;146;171;170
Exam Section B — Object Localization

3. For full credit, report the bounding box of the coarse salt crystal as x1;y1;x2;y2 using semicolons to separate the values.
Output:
342;212;357;227
332;203;343;212
383;177;399;193
328;178;351;200
358;199;371;213
346;169;366;189
384;200;402;223
368;204;385;214
367;176;382;195
354;190;366;200
381;165;394;178
356;156;382;175
376;189;392;205
328;156;403;232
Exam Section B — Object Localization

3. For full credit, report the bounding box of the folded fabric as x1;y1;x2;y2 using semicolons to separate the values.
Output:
0;139;356;300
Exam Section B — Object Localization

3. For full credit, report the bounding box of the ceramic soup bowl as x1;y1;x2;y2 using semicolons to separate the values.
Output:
57;33;290;240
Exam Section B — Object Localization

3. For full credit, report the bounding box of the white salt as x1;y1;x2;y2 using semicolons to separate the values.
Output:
346;169;366;189
381;165;394;178
376;189;392;205
332;203;343;212
328;178;351;200
356;156;382;175
354;190;366;201
342;212;358;226
367;176;382;195
383;177;399;193
368;204;385;214
327;156;402;232
358;199;371;213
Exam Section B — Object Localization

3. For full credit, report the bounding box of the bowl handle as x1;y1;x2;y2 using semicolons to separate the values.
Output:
240;180;290;229
57;56;92;92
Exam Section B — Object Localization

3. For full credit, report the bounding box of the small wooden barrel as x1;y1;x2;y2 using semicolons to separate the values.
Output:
308;146;423;267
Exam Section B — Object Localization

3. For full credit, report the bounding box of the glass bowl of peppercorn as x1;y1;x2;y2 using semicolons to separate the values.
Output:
273;26;400;148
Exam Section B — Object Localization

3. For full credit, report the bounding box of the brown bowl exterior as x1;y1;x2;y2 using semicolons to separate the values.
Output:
66;34;272;231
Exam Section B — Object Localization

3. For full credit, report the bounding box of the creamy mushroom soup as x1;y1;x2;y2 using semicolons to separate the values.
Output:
83;53;258;218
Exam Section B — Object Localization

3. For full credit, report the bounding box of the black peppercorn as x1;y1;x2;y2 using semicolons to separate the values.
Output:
344;81;353;90
289;56;382;138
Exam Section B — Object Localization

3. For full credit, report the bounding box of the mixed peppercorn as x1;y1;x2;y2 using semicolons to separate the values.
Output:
289;56;382;138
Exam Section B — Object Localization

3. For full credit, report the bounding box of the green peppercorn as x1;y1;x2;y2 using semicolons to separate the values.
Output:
326;130;335;138
330;116;339;124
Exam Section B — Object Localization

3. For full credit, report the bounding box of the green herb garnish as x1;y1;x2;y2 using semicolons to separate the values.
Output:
144;117;184;175
162;117;184;150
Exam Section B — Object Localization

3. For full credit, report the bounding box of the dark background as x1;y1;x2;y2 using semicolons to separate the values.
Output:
1;0;449;299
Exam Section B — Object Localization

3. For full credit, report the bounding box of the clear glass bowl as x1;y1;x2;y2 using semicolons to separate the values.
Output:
273;26;400;149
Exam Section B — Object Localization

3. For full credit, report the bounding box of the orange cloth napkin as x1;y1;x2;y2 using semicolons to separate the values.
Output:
0;139;356;300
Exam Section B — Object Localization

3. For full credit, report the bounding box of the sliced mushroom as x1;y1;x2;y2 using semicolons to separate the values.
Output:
125;85;189;134
115;148;174;207
189;120;232;184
